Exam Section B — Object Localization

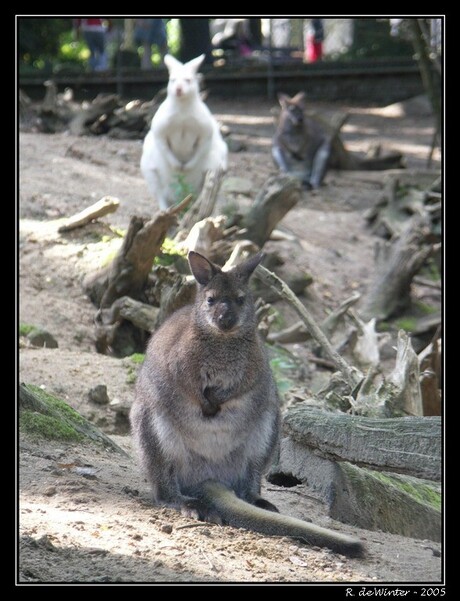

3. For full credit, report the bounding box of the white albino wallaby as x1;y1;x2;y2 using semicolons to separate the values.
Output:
140;53;228;210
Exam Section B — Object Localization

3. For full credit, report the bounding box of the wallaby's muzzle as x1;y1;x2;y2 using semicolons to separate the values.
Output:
217;304;238;331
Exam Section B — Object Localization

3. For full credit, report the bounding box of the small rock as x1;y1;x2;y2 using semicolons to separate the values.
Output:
87;384;109;405
27;329;58;348
160;523;173;534
43;486;57;496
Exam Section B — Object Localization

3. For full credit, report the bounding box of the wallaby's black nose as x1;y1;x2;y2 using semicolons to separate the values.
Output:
218;311;237;331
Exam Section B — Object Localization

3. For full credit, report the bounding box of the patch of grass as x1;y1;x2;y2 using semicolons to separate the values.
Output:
394;317;417;332
129;353;145;364
19;323;37;336
268;345;301;397
419;257;441;282
126;354;145;384
154;237;187;267
171;173;195;208
414;300;438;315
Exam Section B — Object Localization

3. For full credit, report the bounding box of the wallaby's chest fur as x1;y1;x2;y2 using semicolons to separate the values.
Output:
153;99;215;164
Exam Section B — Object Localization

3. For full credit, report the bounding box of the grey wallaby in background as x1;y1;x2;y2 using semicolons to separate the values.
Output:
130;251;364;557
272;91;332;189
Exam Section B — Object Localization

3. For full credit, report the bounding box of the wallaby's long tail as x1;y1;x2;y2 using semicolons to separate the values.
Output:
200;480;365;558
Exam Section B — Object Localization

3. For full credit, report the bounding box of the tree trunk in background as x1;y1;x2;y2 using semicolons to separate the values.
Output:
179;18;213;64
408;19;442;136
248;19;263;47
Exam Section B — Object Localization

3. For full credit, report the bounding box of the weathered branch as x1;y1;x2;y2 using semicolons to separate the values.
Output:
58;196;120;233
83;194;192;309
242;176;302;248
255;264;363;389
178;168;225;232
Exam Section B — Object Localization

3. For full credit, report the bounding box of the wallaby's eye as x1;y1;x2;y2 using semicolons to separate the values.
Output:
207;297;215;306
236;296;245;306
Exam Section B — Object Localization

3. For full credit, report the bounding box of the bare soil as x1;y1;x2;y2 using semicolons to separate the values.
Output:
18;95;444;586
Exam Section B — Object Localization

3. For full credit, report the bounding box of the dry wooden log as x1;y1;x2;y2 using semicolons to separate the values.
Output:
360;216;438;321
418;332;442;416
57;196;120;233
267;292;360;344
241;175;302;248
103;295;160;333
364;174;441;239
178;168;225;232
174;215;228;258
82;194;192;310
282;404;441;480
151;266;196;328
69;93;121;136
352;330;423;417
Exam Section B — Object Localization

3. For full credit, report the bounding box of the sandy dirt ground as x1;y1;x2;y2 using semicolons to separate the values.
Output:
18;93;444;587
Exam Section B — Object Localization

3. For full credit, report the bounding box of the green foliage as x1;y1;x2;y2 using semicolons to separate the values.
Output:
394;317;417;332
414;300;438;315
268;345;301;396
18;17;73;69
154;237;187;267
165;19;181;56
20;323;37;336
419;257;441;282
341;18;414;60
170;173;196;207
129;353;145;364
126;353;145;384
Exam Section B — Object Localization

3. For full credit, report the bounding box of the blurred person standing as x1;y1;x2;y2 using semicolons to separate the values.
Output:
305;18;324;63
74;18;111;71
134;18;168;69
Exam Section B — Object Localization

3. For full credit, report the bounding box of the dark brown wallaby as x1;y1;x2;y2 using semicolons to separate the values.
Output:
272;91;404;189
130;251;365;557
272;91;332;189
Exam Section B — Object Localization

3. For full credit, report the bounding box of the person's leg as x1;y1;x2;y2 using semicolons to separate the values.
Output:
141;43;152;69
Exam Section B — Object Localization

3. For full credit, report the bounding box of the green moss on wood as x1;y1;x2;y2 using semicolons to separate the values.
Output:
27;385;87;426
370;470;441;510
20;410;84;441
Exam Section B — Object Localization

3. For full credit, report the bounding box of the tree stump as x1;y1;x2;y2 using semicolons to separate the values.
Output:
241;175;302;248
360;216;438;321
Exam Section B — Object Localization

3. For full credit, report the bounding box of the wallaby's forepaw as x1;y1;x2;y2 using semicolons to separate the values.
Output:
253;497;279;513
180;499;223;525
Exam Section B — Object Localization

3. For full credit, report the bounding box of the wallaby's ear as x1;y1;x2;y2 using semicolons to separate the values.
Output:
278;93;290;108
292;91;306;108
234;252;264;282
164;54;182;71
188;251;220;286
185;54;205;73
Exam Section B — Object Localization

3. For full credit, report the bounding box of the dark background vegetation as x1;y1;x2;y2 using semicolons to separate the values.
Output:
18;17;417;75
